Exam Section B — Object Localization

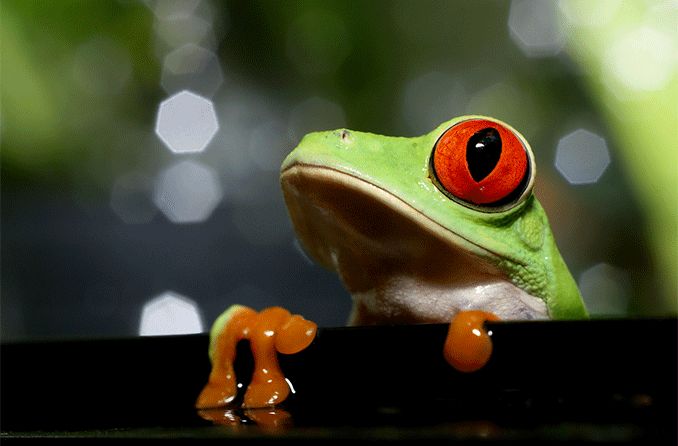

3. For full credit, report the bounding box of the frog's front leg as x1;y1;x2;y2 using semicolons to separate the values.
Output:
243;307;302;407
197;306;317;409
196;305;257;409
444;311;500;372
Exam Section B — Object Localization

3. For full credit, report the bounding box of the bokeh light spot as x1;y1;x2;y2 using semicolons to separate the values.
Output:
604;26;675;93
139;291;204;336
208;87;277;184
110;172;157;224
465;82;541;140
508;0;565;57
161;44;223;97
150;0;201;20
555;129;610;184
579;263;630;316
153;160;223;224
154;13;216;51
155;90;219;153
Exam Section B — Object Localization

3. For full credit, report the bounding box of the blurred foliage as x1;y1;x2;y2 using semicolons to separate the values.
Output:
560;0;677;311
2;0;158;184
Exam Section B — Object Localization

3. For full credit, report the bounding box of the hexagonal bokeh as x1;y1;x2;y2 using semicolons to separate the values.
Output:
555;129;610;184
153;160;223;224
155;90;219;153
161;44;223;97
150;0;202;20
139;291;204;336
508;0;565;57
110;172;157;224
578;263;630;316
154;13;216;52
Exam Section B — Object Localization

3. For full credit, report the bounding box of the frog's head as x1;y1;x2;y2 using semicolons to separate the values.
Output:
280;116;587;323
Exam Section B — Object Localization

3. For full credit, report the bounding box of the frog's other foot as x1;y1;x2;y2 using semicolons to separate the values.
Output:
275;314;317;354
243;374;291;409
444;310;499;372
196;379;238;409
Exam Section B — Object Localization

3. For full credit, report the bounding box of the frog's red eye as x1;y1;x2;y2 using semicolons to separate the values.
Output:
430;119;532;210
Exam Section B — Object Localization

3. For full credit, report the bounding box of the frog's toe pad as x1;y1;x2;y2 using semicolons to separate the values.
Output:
243;378;291;409
196;382;237;409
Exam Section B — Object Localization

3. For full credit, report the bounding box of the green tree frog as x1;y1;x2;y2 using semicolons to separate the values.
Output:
280;116;588;323
197;116;588;411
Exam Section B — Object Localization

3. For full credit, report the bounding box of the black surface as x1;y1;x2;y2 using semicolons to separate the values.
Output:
2;318;677;443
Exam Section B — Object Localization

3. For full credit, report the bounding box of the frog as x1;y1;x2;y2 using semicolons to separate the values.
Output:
279;115;588;324
197;116;588;410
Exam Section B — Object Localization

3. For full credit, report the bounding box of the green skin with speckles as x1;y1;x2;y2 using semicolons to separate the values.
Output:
281;116;588;320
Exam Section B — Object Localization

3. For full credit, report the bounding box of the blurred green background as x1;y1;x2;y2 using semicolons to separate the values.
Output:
1;0;676;340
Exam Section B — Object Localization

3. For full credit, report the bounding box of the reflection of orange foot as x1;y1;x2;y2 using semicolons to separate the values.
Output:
245;408;292;429
198;407;292;430
197;408;243;426
196;305;317;409
241;307;314;408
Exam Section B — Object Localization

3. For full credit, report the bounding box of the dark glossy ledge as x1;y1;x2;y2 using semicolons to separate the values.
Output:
1;318;676;443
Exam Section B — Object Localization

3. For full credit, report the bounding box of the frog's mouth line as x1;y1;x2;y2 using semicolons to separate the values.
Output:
281;163;526;267
281;164;549;322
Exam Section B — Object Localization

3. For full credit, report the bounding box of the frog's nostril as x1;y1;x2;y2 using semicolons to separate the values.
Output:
340;129;352;142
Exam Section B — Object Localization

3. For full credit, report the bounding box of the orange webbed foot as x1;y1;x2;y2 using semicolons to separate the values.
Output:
444;310;499;372
197;305;317;409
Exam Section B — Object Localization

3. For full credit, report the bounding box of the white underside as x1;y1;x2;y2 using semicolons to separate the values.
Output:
348;275;549;324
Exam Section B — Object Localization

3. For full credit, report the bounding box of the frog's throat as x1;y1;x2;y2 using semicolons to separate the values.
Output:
281;164;549;322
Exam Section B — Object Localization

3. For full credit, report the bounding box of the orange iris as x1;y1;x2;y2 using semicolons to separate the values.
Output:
432;119;528;206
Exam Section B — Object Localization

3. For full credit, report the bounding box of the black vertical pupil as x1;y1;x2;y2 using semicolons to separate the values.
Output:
466;128;502;182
